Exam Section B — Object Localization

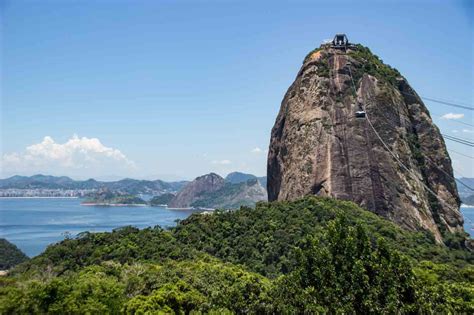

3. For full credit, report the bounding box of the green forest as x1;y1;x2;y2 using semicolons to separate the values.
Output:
1;197;472;313
0;239;29;270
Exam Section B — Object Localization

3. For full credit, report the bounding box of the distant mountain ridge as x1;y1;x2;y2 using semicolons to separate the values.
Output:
0;174;187;194
456;177;474;198
1;173;269;207
455;178;474;206
225;172;267;187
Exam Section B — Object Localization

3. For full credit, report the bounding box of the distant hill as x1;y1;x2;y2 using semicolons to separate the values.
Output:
149;193;175;206
225;172;267;188
461;194;474;206
192;178;267;209
0;175;187;195
82;188;147;206
225;172;257;183
168;173;225;208
0;175;77;189
456;178;474;206
456;178;474;198
0;239;29;269
169;173;267;209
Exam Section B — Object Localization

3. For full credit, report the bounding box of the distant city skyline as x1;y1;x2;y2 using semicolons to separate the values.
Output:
2;0;473;179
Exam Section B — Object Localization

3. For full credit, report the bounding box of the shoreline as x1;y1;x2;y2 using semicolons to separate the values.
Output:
81;203;148;207
166;206;215;211
0;196;79;199
166;207;196;210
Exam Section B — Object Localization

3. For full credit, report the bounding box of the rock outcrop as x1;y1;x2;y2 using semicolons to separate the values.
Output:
267;41;464;242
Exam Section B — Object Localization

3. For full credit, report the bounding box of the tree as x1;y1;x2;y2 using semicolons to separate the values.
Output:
272;216;419;314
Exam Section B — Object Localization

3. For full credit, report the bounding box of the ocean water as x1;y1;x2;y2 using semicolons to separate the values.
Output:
462;205;474;237
0;198;199;257
0;198;473;258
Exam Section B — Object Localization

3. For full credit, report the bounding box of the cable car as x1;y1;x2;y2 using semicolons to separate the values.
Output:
355;110;366;118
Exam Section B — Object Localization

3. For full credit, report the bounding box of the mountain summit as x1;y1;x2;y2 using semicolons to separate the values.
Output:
267;35;463;242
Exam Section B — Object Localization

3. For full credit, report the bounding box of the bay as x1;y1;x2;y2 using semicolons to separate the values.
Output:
0;198;199;257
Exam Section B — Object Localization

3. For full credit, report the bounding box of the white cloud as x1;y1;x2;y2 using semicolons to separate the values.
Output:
441;113;465;120
251;147;268;154
462;129;474;133
211;159;231;165
1;135;135;177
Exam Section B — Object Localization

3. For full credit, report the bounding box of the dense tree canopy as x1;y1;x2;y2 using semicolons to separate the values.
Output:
0;238;29;270
1;197;472;313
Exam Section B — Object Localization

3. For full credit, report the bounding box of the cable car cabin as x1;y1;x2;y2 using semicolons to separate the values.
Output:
355;110;366;119
332;34;349;49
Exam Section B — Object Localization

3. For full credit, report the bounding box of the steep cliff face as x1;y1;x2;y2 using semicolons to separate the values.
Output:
267;43;464;241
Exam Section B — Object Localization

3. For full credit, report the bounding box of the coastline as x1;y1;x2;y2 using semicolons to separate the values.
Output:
166;206;196;210
81;203;148;207
0;196;79;199
166;206;215;211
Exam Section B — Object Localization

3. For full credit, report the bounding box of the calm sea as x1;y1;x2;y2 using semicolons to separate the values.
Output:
0;198;473;258
0;198;199;257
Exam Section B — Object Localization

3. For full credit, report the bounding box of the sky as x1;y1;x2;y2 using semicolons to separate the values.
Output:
1;0;473;181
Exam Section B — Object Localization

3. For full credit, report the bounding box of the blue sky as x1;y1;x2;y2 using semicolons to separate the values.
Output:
1;0;473;180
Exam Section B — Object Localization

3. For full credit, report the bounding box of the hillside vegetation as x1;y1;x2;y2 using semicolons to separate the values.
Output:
1;197;472;313
149;193;175;206
0;239;29;270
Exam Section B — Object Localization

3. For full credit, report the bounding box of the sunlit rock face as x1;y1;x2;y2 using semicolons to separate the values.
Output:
267;43;463;242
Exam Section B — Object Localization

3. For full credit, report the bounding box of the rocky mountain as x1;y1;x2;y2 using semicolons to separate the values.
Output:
169;173;267;209
192;178;267;209
0;175;187;195
267;39;463;242
168;173;226;208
